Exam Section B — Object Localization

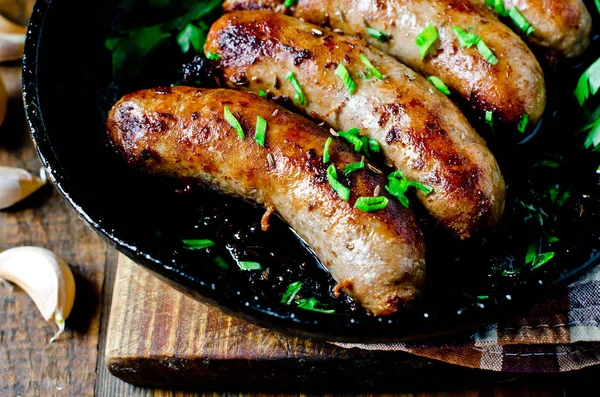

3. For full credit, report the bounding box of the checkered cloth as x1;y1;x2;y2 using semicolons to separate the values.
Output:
335;265;600;373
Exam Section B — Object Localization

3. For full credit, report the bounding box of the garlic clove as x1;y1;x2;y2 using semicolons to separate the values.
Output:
0;247;76;343
0;13;25;63
0;166;47;210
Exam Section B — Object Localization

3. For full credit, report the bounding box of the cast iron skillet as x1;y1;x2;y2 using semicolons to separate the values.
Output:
23;0;600;342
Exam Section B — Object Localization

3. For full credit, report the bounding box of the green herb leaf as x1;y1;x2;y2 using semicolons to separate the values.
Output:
452;26;480;48
525;242;537;264
477;295;490;300
296;297;335;313
258;89;267;98
408;180;434;195
508;7;534;35
415;23;439;59
224;106;245;140
177;23;204;53
354;196;389;212
335;64;356;94
343;161;365;175
182;239;215;250
214;256;229;270
485;111;494;127
327;165;351;202
285;72;306;105
518;113;529;133
284;0;296;6
255;116;267;147
323;137;333;164
359;54;384;80
366;27;388;42
386;175;410;208
281;281;302;304
238;261;263;271
427;76;450;95
574;57;600;106
476;40;498;65
580;116;600;150
531;252;555;270
206;51;221;60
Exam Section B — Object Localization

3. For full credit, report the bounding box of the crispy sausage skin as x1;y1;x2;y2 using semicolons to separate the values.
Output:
205;11;506;238
107;86;426;316
476;0;592;58
222;0;546;125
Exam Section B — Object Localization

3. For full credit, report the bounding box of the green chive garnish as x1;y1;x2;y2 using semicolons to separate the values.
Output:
258;89;267;98
408;180;434;195
386;176;410;208
327;164;351;202
518;114;529;133
452;26;480;48
281;281;302;304
284;0;296;6
531;252;555;270
238;261;262;271
285;72;306;105
368;138;380;153
359;54;383;80
344;161;365;175
415;23;439;60
427;76;450;95
338;128;363;152
323;137;332;164
486;0;508;16
182;239;215;250
354;196;389;212
476;40;498;65
509;8;534;35
224;106;245;140
335;64;356;94
485;111;494;127
214;256;229;270
366;27;388;42
255;116;267;147
206;51;221;60
296;297;335;313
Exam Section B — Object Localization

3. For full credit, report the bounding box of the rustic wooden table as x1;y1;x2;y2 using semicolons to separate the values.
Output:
0;86;598;396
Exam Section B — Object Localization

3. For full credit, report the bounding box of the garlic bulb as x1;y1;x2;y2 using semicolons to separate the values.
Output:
0;247;76;343
0;166;47;210
0;13;25;63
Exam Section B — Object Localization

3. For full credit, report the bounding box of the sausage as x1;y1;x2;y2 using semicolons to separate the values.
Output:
106;86;426;316
205;11;506;238
222;0;546;125
475;0;592;58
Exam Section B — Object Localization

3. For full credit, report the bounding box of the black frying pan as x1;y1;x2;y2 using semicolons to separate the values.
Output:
22;0;600;342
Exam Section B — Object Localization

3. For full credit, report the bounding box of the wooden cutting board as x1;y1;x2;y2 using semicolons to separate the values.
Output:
105;255;523;391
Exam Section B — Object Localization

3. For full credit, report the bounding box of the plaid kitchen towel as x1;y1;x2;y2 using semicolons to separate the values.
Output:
335;265;600;373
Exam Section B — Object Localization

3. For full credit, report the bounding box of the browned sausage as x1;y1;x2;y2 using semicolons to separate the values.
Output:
222;0;546;125
205;11;506;238
106;86;426;316
476;0;592;58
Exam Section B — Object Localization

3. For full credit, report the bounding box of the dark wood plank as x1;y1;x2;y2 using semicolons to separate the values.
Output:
0;99;109;395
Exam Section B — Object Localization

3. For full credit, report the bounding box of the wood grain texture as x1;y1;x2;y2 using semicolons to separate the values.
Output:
105;256;536;392
0;101;109;396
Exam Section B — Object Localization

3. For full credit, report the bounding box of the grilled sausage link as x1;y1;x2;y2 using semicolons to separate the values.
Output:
222;0;546;125
107;86;426;316
476;0;592;58
205;11;506;238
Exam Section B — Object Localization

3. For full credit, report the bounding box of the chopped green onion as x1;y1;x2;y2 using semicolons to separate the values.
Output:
518;114;529;133
214;256;229;270
238;261;262;271
327;165;351;202
338;128;363;152
574;57;600;106
206;51;221;60
285;72;306;105
452;26;480;48
359;54;384;80
389;170;404;179
415;23;439;60
366;27;388;42
408;180;434;195
477;295;490;300
485;111;494;127
224;106;245;140
531;252;555;270
281;281;302;304
255;116;267;147
296;297;335;313
385;175;409;208
335;64;356;94
343;161;365;175
354;196;389;212
323;137;333;164
368;138;380;153
525;242;537;264
509;8;534;35
427;76;450;95
182;239;215;250
486;0;508;16
258;89;267;98
284;0;296;6
476;40;498;65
